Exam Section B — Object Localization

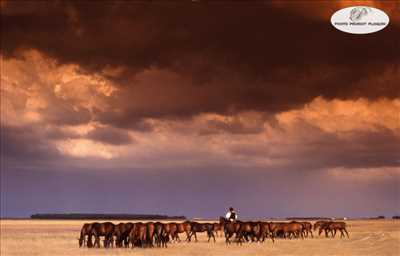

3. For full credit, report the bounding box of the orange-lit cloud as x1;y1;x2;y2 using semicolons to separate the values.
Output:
277;97;400;134
2;50;399;169
55;139;121;160
1;50;116;127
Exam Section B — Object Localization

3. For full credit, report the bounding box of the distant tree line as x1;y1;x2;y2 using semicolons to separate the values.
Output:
30;213;186;220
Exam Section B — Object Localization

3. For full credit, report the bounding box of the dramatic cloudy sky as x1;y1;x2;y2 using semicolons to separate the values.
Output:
1;1;399;218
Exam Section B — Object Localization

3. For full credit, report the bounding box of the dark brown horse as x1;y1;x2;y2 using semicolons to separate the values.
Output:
316;221;334;237
313;221;329;231
188;222;216;242
113;222;134;247
299;221;313;238
236;221;253;244
146;222;155;247
88;222;115;248
154;222;168;248
326;222;349;238
78;223;94;247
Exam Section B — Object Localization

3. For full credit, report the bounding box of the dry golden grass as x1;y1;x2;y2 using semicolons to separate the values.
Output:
1;219;399;256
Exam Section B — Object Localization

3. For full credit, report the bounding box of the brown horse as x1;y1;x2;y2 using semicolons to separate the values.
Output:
130;222;147;248
259;222;274;243
219;216;241;244
250;222;264;242
189;222;216;242
176;222;192;242
251;221;272;243
213;223;224;237
283;222;304;239
269;222;287;238
78;223;93;247
163;223;178;243
88;222;115;248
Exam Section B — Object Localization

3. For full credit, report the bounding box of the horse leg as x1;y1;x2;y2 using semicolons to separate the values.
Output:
95;236;100;248
344;228;350;238
109;236;113;248
110;235;114;248
261;232;266;242
237;232;243;246
87;234;93;248
105;236;109;248
225;232;231;244
163;235;168;248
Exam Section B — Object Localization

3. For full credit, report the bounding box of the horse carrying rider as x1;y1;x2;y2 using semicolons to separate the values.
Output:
225;207;238;222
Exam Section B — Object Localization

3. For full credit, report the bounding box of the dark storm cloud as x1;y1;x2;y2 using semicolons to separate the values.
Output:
1;124;61;162
2;1;399;122
199;116;265;135
44;126;80;141
44;103;92;126
227;124;400;170
289;128;400;170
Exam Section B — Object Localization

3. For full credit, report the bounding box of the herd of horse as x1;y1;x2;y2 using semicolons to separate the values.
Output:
78;218;349;249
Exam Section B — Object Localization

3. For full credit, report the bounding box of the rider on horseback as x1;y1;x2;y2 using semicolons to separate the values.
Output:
225;207;237;222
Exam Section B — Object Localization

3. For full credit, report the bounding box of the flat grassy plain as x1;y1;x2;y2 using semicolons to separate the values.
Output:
1;219;399;256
